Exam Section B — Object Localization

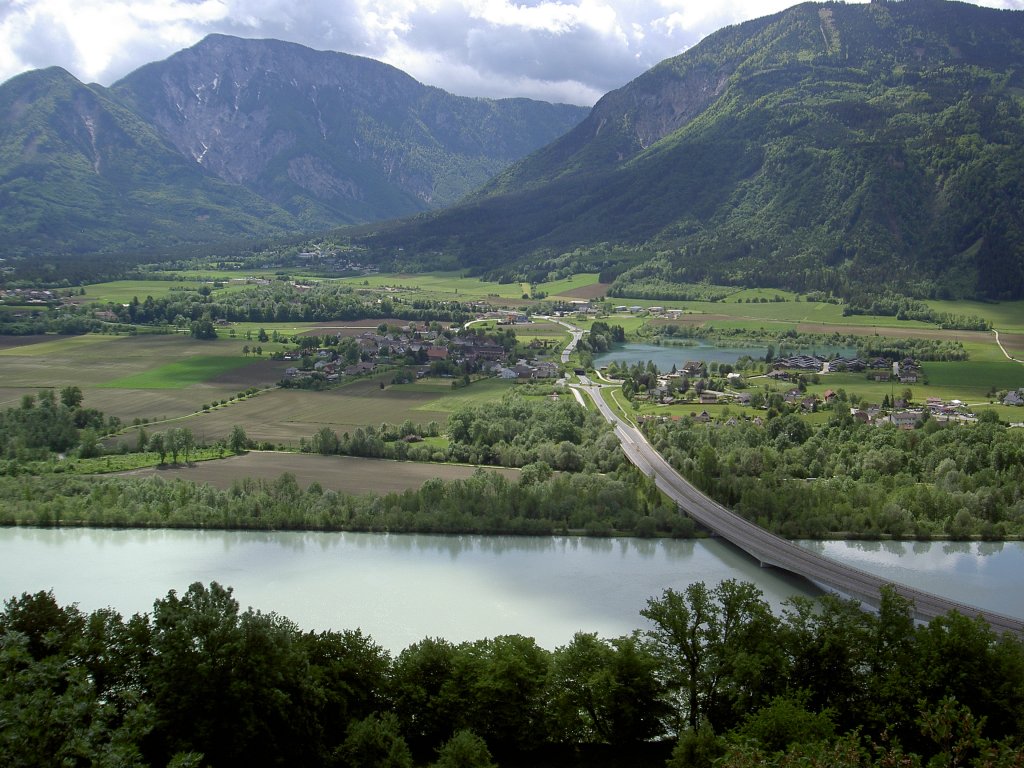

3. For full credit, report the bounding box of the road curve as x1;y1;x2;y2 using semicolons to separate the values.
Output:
576;383;1024;638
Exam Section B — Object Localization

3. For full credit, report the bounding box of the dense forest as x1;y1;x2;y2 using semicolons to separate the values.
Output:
2;579;1021;767
642;413;1024;539
0;467;683;538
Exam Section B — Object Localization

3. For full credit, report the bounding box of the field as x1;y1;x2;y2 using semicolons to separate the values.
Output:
6;268;1022;460
79;279;248;304
131;373;521;449
114;452;520;494
925;299;1024;333
0;333;289;422
99;356;257;389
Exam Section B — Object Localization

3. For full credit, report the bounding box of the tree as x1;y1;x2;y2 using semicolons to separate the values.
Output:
550;632;668;745
78;428;100;459
144;582;319;767
228;425;248;454
149;433;167;464
59;385;83;409
312;426;340;455
431;730;496;768
190;320;217;340
336;713;413;768
641;580;781;732
178;428;195;465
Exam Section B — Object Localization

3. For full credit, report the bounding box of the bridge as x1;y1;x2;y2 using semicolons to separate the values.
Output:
572;379;1024;638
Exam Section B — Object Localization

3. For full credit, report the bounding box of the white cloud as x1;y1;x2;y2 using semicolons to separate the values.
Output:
0;0;1022;104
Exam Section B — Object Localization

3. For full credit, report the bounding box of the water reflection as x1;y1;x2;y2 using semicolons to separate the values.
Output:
7;530;1020;651
797;540;1024;622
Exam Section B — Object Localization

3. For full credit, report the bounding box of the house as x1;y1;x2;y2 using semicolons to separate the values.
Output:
513;363;537;379
426;347;449;361
534;362;560;379
823;389;837;403
1004;390;1024;406
695;410;712;423
682;361;705;377
891;410;920;430
700;392;718;404
344;362;376;376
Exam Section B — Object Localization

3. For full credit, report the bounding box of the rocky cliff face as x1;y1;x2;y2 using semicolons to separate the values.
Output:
369;0;1024;300
112;35;588;225
0;35;587;257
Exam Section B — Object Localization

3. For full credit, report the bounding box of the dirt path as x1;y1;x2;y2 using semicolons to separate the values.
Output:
994;329;1024;364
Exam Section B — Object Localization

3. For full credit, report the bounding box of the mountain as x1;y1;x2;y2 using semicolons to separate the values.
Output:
0;37;588;261
360;0;1024;300
0;66;295;259
111;35;588;227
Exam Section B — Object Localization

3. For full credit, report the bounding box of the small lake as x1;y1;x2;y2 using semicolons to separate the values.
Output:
2;530;1022;651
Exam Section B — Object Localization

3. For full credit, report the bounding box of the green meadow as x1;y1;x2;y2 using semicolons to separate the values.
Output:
925;298;1024;332
80;280;247;304
99;356;257;389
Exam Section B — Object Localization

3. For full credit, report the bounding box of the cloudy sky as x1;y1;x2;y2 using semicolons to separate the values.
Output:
1;0;1022;105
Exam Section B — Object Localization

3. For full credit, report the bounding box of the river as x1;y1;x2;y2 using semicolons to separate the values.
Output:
3;528;1021;651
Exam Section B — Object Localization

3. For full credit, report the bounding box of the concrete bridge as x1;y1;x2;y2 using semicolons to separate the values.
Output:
576;382;1024;638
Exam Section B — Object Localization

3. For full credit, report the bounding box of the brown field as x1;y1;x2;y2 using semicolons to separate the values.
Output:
113;452;520;493
560;282;612;300
155;373;451;448
0;333;293;424
1000;332;1024;358
0;335;53;351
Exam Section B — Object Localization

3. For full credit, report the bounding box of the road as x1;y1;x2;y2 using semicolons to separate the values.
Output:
573;381;1024;637
536;316;586;363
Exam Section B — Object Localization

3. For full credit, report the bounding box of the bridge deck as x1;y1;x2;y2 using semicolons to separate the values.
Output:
585;385;1023;638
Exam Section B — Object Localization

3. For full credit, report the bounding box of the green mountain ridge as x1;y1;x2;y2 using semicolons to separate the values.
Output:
0;37;588;263
359;0;1024;301
0;66;296;259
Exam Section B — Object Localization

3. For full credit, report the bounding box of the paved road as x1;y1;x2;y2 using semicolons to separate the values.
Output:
536;316;586;363
575;382;1024;637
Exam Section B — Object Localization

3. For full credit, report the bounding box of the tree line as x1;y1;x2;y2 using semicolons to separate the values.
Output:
2;579;1021;767
0;465;682;538
643;413;1024;539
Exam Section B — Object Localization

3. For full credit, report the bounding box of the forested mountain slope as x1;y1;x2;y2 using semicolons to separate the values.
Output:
0;67;295;260
0;36;587;262
112;35;588;226
362;0;1024;300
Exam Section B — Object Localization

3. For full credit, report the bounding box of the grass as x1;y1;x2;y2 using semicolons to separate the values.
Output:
924;299;1024;333
80;279;245;304
409;378;517;412
0;334;122;357
337;271;529;301
98;356;258;389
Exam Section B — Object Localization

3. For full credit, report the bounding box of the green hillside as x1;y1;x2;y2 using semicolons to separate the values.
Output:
359;0;1024;301
0;67;297;259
